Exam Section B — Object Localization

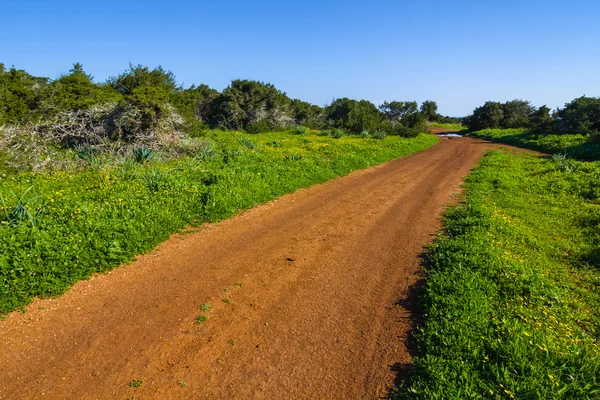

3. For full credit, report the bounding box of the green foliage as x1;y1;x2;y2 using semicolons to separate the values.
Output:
0;65;49;124
556;96;600;134
170;84;219;122
42;63;122;115
290;99;324;128
396;151;600;399
379;101;427;135
468;128;600;161
128;379;143;388
132;147;155;164
429;122;468;132
529;105;554;132
209;79;293;131
420;100;438;122
465;101;505;130
501;99;535;128
327;98;383;134
0;131;437;314
0;186;43;227
292;126;307;135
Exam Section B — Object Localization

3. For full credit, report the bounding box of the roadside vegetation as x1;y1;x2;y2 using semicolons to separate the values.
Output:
0;130;436;314
468;129;600;161
395;144;600;397
429;122;468;132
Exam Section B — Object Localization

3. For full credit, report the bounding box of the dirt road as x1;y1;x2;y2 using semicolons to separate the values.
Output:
0;137;497;399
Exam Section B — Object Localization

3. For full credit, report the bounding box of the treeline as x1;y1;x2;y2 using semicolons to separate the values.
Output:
0;63;456;138
463;97;600;136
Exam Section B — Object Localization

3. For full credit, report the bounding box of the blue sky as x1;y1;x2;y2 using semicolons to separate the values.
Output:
2;0;599;116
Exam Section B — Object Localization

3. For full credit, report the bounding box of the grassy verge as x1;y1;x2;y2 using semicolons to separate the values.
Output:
429;123;468;132
0;131;437;314
468;128;600;161
394;151;600;398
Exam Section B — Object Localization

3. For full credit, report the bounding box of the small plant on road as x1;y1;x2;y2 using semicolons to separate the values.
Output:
129;379;143;388
195;314;208;324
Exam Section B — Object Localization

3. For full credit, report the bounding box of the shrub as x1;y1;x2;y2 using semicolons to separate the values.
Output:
132;147;155;164
556;96;600;134
292;126;307;135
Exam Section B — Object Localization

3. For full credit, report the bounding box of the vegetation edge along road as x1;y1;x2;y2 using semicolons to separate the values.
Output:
394;137;600;398
0;131;437;315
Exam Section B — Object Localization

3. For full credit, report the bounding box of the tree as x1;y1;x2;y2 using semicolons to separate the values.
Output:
420;100;438;122
170;84;219;122
379;101;419;123
290;99;324;128
326;98;383;134
556;96;600;133
0;65;49;124
209;79;293;131
42;63;121;115
529;105;554;132
106;64;180;133
501;99;534;128
466;101;504;131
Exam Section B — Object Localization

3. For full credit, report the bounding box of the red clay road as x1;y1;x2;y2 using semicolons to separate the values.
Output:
0;136;502;399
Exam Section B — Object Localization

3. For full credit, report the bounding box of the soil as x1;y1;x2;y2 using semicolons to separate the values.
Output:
0;137;516;399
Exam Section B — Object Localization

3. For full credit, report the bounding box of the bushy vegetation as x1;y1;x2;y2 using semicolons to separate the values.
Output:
0;131;437;314
0;62;443;146
464;97;600;137
468;129;600;161
395;151;600;399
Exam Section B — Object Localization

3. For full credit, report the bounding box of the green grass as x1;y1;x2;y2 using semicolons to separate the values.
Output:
395;151;600;399
429;123;468;132
468;128;600;161
0;130;437;314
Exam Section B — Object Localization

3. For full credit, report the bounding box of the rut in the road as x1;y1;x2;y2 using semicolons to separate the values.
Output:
0;137;497;400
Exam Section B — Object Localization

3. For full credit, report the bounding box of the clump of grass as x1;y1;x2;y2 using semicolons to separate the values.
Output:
285;154;302;161
132;147;155;164
234;282;244;288
0;186;43;227
199;304;211;311
266;140;281;147
222;298;231;304
371;131;387;140
129;379;143;388
143;167;170;192
237;137;257;150
195;314;208;324
330;129;345;139
292;126;307;135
